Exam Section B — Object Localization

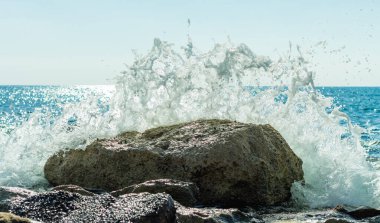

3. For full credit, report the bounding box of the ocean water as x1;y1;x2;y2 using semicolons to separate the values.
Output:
320;87;380;158
0;39;379;208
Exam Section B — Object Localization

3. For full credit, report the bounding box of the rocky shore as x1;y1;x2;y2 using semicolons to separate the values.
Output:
1;119;380;222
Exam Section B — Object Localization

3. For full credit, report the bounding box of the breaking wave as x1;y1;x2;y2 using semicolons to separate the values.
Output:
0;38;379;208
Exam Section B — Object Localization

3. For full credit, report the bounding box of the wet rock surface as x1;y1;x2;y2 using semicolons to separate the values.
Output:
257;204;380;223
11;191;82;222
111;179;199;207
3;187;380;223
10;191;176;223
0;187;36;212
260;208;355;223
324;219;352;223
45;119;303;206
175;202;263;223
51;184;96;196
334;205;380;220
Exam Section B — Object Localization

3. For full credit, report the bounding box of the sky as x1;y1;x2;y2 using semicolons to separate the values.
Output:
0;0;379;86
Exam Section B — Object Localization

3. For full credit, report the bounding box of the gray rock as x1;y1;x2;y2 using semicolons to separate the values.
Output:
261;208;356;223
324;219;352;223
44;119;303;206
0;187;36;212
175;202;263;223
369;216;380;223
51;185;95;196
11;191;176;223
334;205;380;220
111;179;199;206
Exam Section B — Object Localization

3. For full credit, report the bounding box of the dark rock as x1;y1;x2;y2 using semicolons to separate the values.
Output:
52;185;96;196
334;205;380;219
0;187;36;212
11;191;82;222
11;190;176;223
261;207;355;223
324;219;351;223
0;212;31;223
44;119;303;206
175;202;263;223
368;216;380;223
62;192;176;223
110;179;199;206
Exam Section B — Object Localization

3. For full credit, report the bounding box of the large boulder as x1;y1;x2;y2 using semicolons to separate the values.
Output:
44;119;303;206
11;191;176;223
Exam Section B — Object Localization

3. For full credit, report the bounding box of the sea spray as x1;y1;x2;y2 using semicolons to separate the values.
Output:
0;86;114;188
0;39;379;208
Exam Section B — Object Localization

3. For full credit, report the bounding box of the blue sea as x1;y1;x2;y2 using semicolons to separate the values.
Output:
0;85;112;132
321;87;380;158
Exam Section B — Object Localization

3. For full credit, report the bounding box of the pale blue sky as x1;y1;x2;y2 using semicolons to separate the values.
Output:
0;0;379;86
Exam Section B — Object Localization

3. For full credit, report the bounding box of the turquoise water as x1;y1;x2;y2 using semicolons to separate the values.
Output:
0;85;111;132
320;87;380;158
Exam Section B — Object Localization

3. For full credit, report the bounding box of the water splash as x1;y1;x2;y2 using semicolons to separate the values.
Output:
1;39;379;208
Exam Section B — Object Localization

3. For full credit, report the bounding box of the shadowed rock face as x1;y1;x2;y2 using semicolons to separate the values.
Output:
110;179;199;207
334;205;380;220
52;185;96;196
0;187;36;212
175;201;264;223
44;119;303;206
11;191;176;223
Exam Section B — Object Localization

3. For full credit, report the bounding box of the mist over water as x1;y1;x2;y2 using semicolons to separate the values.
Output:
1;39;379;208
